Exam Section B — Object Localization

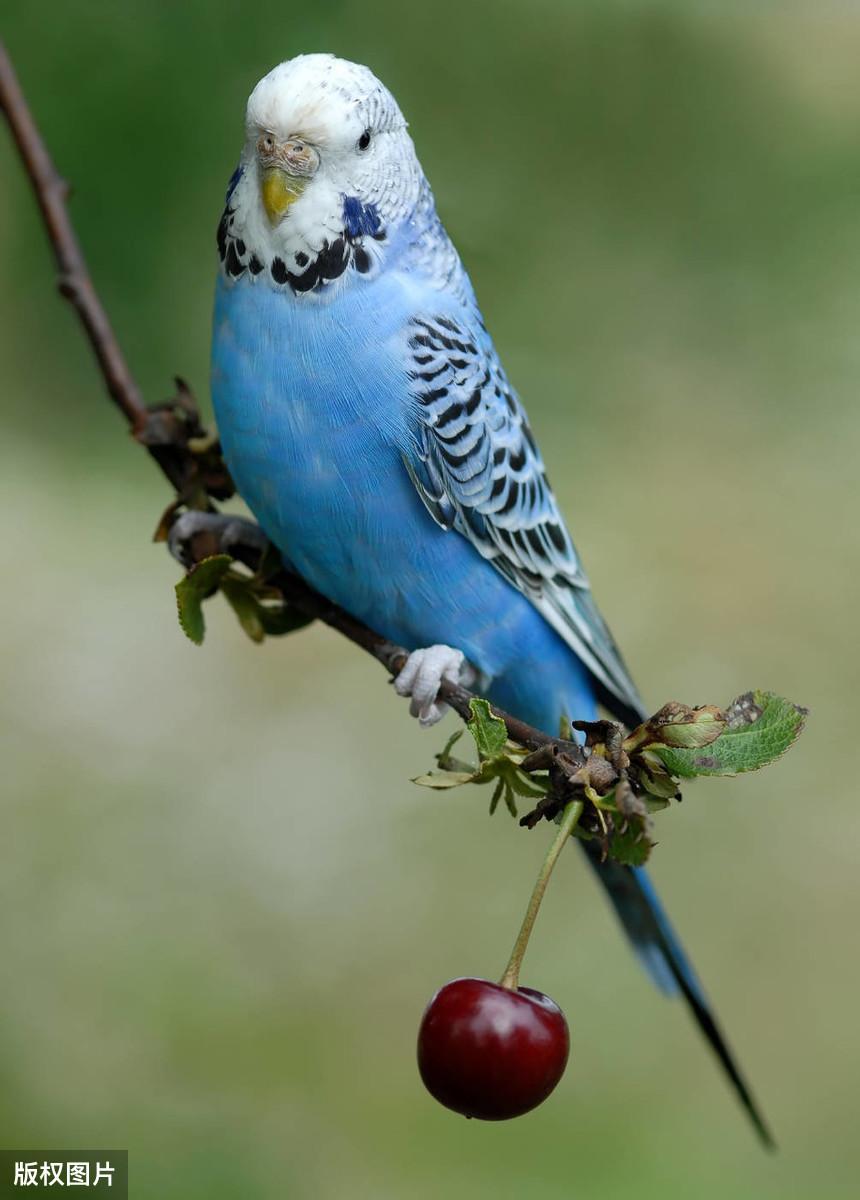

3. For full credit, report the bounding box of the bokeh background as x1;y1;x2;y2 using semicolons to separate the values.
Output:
2;2;858;1196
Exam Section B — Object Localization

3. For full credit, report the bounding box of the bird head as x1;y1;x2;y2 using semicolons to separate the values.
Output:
218;54;424;293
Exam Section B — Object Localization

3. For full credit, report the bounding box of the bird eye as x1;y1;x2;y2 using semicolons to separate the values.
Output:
257;132;276;155
357;129;372;152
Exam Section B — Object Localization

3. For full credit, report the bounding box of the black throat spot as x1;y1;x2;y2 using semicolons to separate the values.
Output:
216;203;386;295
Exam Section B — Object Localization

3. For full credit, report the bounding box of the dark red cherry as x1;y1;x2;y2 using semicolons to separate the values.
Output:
417;977;569;1120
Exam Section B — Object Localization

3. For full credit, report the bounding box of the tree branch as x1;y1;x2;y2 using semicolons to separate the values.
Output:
0;38;585;769
0;42;146;434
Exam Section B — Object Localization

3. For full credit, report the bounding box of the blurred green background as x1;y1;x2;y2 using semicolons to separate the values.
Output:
1;2;858;1196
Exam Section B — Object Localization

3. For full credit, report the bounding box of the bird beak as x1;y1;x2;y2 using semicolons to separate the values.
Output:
260;167;307;226
258;137;320;226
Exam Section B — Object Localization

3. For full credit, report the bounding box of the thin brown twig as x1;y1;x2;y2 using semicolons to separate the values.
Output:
0;40;146;433
0;38;585;771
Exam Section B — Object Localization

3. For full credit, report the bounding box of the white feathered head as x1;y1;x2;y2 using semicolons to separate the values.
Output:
219;54;424;294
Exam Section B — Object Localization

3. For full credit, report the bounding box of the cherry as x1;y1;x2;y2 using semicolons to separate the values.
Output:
417;977;569;1120
418;799;583;1120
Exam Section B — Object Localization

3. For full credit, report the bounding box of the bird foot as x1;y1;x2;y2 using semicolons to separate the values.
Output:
393;644;476;727
168;510;269;568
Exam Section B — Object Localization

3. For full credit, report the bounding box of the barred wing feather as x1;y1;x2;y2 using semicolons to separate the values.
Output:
402;314;643;724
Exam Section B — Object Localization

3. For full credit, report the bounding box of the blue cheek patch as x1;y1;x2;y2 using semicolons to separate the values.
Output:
343;195;382;239
225;165;244;204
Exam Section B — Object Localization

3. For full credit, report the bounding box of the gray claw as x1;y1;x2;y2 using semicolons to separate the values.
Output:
168;511;269;567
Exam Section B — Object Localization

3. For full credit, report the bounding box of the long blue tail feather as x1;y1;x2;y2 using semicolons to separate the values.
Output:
581;840;775;1148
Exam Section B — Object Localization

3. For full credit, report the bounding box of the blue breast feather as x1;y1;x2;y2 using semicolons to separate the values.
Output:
211;266;595;731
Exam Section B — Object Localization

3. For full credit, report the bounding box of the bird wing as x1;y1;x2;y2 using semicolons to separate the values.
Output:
402;312;643;723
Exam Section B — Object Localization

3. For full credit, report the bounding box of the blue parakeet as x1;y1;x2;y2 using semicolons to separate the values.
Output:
206;53;770;1143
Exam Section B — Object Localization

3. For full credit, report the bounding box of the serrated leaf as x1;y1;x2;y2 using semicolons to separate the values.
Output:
467;698;508;761
653;690;807;777
571;821;654;867
607;823;655;866
175;554;232;645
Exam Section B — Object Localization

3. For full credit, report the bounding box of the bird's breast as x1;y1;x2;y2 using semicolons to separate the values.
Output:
209;273;596;726
210;273;419;581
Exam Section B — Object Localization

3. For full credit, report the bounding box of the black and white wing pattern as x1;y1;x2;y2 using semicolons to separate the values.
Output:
403;313;643;724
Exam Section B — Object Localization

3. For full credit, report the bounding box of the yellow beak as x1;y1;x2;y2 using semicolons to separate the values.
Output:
261;167;306;225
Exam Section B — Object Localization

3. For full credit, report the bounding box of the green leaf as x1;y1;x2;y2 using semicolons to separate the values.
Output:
412;708;548;819
506;766;550;799
502;782;518;818
633;758;682;802
438;728;463;760
467;698;508;761
412;770;477;789
606;822;655;867
220;577;314;643
175;554;313;648
653;691;807;778
592;782;670;815
256;602;315;637
489;778;505;815
624;702;726;753
175;554;232;645
220;577;266;643
435;729;475;774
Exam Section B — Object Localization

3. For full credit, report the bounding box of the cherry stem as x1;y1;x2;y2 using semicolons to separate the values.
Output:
499;799;584;991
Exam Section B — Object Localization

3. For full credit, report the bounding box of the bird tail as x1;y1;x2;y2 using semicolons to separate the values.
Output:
580;840;775;1149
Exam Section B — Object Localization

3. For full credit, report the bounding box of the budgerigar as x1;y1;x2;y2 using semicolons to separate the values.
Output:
197;53;770;1142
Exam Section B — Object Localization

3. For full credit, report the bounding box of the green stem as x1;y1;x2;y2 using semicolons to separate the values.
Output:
499;800;584;991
